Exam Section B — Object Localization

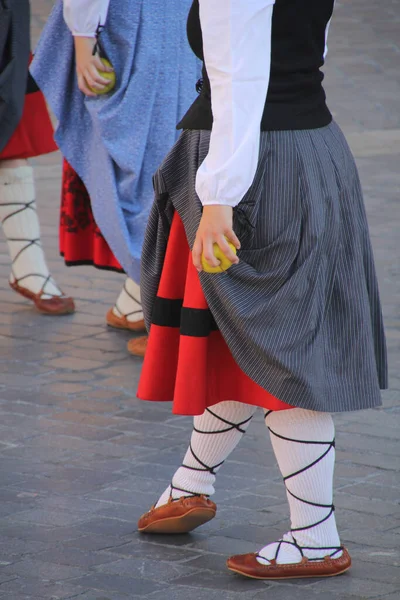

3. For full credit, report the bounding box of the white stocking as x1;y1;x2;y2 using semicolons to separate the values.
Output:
112;277;143;323
0;165;62;299
257;409;342;565
156;401;257;507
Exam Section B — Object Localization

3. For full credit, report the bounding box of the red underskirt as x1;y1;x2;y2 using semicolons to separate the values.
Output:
0;90;57;160
137;211;292;416
59;159;123;272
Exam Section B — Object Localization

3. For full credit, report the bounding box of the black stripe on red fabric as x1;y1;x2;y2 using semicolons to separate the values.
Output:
151;297;218;337
152;297;183;328
181;307;217;337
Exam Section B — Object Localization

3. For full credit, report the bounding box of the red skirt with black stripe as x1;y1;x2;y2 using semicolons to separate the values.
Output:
59;159;123;272
137;211;292;416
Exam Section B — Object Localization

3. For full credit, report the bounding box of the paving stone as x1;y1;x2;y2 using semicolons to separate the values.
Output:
349;559;400;585
336;432;400;456
335;450;399;472
334;492;399;517
1;558;86;581
251;590;388;600
340;529;400;550
7;508;90;527
63;534;131;553
66;593;131;600
338;482;400;503
186;535;260;556
0;577;86;599
168;570;271;593
32;548;116;570
209;523;285;546
97;557;201;582
355;547;400;567
31;418;123;441
146;586;258;600
105;540;201;562
71;573;163;596
309;575;397;598
76;517;136;537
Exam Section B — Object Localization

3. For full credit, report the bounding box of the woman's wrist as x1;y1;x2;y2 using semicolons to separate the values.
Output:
74;36;96;53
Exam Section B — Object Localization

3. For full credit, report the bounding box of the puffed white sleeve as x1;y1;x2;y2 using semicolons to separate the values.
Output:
196;0;275;207
63;0;110;37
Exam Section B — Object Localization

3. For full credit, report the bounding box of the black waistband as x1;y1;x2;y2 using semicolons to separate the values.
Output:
178;91;332;132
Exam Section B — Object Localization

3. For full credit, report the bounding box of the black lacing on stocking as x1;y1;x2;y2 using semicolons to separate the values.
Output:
114;279;143;319
2;201;62;297
256;410;343;562
168;408;253;500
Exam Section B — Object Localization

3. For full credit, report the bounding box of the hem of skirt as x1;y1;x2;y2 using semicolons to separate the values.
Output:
136;393;293;417
137;392;384;415
60;254;124;273
0;147;57;161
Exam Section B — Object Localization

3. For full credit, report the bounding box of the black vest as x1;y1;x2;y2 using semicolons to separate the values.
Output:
178;0;334;131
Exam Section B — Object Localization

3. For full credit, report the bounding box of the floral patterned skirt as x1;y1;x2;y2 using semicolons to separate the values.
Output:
59;160;123;272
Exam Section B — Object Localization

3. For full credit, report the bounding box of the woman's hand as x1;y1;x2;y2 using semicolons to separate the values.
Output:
192;205;240;272
73;36;113;96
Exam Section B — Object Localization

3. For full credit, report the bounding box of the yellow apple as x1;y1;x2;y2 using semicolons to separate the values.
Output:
201;239;237;273
89;59;116;95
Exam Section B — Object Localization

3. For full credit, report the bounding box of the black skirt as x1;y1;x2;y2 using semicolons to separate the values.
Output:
0;0;30;153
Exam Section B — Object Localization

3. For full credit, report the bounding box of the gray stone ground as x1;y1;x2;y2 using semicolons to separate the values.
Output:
0;1;399;598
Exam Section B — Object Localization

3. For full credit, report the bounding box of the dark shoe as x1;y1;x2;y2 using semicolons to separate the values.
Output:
10;280;75;315
106;308;146;332
138;495;217;534
227;547;351;580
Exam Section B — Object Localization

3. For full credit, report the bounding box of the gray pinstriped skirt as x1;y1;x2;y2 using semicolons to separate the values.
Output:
141;122;388;413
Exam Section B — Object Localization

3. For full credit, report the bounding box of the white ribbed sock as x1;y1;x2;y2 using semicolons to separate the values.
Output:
156;401;257;508
0;165;62;299
257;409;342;565
112;277;143;323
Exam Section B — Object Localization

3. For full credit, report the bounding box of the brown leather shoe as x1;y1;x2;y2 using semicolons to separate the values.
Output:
106;308;146;332
10;280;75;316
227;548;351;580
138;495;217;534
127;335;148;357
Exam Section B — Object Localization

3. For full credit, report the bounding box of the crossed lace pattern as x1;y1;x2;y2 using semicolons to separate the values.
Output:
114;279;143;319
258;410;343;562
168;407;253;500
1;200;62;297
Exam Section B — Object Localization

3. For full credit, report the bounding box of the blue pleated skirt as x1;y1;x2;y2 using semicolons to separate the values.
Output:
31;0;200;283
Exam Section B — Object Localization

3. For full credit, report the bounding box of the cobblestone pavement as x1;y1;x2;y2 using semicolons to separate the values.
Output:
0;1;399;599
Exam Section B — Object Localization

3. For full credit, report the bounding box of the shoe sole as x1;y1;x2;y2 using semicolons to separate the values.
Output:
36;306;75;316
227;564;351;580
138;507;216;534
106;312;146;333
107;319;140;332
10;282;75;315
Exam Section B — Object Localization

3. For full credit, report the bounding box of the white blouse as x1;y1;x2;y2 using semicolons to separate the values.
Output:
63;0;110;37
64;1;312;210
196;0;276;208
